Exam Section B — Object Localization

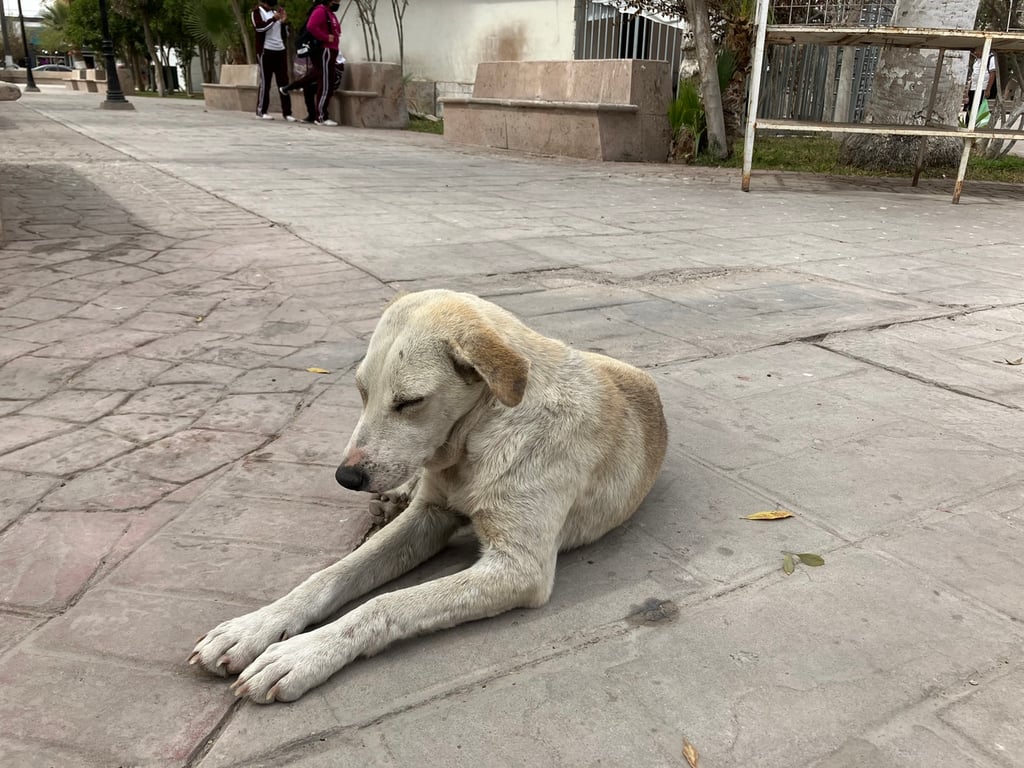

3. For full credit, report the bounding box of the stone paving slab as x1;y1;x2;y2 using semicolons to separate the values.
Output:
205;547;1020;768
0;91;1022;767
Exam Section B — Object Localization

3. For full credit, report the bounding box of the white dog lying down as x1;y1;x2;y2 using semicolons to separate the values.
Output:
190;289;667;702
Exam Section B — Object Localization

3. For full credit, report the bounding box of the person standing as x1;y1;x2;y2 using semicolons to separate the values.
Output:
281;0;341;126
252;0;294;121
965;47;997;112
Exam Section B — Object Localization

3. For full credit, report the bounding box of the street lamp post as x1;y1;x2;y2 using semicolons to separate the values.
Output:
0;0;16;68
15;0;39;92
97;0;133;109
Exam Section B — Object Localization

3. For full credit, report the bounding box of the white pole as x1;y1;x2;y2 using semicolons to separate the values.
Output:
742;0;771;191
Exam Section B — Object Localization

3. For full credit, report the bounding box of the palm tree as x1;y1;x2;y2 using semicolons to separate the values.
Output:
38;0;72;54
839;0;983;169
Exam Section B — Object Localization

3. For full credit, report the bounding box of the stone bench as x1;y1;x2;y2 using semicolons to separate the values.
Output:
441;60;672;162
65;68;134;95
204;62;407;128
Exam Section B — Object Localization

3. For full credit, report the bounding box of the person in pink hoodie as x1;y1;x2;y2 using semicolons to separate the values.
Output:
280;0;342;126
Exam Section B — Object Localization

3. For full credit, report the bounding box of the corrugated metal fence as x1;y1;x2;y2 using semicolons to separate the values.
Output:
758;1;896;122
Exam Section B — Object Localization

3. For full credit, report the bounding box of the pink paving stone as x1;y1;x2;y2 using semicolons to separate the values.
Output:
165;494;373;553
193;392;306;435
0;414;75;455
36;466;178;512
109;428;268;484
0;355;92;398
0;470;57;529
0;612;41;654
25;585;255;669
116;383;225;417
215;457;349;505
0;650;233;766
19;389;129;423
164;465;231;504
0;511;128;612
107;533;340;604
93;501;185;581
92;412;194;443
0;427;136;475
0;738;110;768
69;354;174;390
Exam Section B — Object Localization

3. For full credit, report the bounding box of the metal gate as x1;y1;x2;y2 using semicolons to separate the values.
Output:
573;0;686;83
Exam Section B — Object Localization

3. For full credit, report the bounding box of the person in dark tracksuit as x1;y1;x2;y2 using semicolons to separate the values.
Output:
252;0;293;121
280;0;341;125
301;52;344;124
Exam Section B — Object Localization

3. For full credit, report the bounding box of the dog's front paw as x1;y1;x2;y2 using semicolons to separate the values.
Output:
231;631;349;703
366;475;419;534
188;607;306;677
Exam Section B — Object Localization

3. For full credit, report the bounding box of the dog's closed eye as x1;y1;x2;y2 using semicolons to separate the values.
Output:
393;397;425;413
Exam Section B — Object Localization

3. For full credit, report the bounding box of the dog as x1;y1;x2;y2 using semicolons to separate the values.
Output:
189;289;668;702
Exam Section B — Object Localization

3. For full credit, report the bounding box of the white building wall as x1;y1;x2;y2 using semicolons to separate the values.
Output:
341;0;579;83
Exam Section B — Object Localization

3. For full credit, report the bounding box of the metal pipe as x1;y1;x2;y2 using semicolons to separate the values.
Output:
742;0;771;191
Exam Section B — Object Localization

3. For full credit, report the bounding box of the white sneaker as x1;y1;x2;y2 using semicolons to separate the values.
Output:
285;115;297;122
258;113;274;120
315;119;339;126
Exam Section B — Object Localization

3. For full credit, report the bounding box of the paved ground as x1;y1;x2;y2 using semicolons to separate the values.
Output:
1;87;1023;768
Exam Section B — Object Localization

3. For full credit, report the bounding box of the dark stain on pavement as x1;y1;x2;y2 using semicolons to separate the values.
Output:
625;598;679;626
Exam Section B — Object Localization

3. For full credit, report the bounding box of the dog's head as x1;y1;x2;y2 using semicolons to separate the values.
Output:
336;290;530;494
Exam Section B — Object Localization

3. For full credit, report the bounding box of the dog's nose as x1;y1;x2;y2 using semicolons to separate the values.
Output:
335;464;370;491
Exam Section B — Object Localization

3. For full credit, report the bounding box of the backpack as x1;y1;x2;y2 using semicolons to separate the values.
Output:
295;4;324;57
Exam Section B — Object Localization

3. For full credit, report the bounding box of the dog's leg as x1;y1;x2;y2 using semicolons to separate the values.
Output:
189;502;459;677
232;545;558;703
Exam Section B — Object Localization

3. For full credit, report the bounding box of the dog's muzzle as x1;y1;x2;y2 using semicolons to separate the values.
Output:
335;464;370;492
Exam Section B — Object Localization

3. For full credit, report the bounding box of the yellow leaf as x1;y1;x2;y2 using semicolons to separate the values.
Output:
306;367;331;374
194;316;204;323
742;510;794;521
683;739;699;768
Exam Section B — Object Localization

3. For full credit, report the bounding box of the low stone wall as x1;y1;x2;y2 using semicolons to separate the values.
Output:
204;62;407;128
202;64;282;114
441;60;672;163
65;68;136;95
4;69;74;86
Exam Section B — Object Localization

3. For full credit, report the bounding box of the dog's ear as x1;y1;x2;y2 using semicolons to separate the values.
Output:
449;327;530;407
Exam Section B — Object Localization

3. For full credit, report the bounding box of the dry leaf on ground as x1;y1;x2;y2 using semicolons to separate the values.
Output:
682;739;699;767
796;553;825;566
783;553;795;575
306;367;331;374
742;510;794;521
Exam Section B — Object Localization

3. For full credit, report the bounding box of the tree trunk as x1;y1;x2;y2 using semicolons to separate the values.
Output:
140;17;166;97
684;0;729;159
839;0;982;169
228;0;254;64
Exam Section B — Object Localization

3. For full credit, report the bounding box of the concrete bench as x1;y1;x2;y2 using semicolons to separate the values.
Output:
204;62;407;128
441;60;672;162
65;68;134;94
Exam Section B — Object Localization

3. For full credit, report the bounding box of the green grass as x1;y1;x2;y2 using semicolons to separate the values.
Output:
407;115;443;134
696;135;1024;184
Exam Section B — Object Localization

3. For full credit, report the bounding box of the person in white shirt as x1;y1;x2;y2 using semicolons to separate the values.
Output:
252;0;294;121
965;48;997;111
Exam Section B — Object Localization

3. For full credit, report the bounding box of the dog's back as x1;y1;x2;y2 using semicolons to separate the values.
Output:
556;351;667;550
